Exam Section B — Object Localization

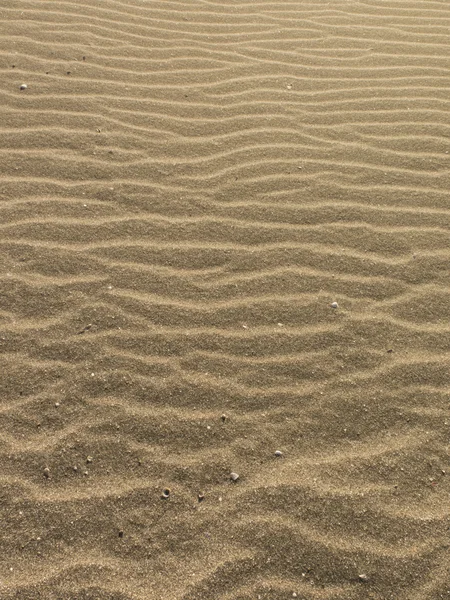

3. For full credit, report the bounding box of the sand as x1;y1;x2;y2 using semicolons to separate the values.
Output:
0;0;449;598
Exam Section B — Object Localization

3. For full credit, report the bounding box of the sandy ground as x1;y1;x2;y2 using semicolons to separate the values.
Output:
0;1;449;599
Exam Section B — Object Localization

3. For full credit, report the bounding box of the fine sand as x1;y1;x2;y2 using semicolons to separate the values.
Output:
1;1;449;599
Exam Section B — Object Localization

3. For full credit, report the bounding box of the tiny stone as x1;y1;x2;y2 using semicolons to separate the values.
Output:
20;84;27;90
83;470;89;476
43;467;50;478
118;530;124;538
331;301;339;309
86;456;93;464
230;472;239;482
198;492;205;502
73;466;78;472
358;574;369;583
274;450;283;457
221;414;227;422
161;488;170;499
55;402;60;408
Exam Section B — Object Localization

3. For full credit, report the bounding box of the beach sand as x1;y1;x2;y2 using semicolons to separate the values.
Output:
0;1;449;598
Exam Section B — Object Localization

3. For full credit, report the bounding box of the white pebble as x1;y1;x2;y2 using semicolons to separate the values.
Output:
20;84;27;90
331;301;339;309
274;450;283;457
230;472;239;482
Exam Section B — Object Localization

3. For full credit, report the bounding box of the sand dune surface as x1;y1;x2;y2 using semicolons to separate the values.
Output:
0;0;449;598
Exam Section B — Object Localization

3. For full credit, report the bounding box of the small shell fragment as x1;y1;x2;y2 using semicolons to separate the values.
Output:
230;472;239;482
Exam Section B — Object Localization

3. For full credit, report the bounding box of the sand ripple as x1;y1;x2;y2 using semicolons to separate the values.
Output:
1;0;449;598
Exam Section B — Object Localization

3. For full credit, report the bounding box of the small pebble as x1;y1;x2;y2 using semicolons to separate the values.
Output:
86;456;93;464
55;402;60;408
43;467;50;479
73;466;78;472
230;472;239;482
161;488;170;499
20;84;27;91
274;450;283;457
118;530;124;538
198;492;205;502
358;574;369;583
221;414;227;422
331;301;339;309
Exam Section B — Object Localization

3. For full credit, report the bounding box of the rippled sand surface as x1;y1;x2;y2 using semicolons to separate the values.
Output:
1;1;449;598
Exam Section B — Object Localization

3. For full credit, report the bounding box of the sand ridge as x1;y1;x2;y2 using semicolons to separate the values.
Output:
0;0;449;598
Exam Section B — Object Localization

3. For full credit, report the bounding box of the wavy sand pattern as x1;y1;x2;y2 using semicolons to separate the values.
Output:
1;0;449;598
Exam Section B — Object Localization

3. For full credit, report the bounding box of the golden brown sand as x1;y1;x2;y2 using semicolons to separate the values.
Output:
1;0;449;598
